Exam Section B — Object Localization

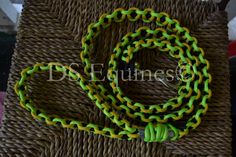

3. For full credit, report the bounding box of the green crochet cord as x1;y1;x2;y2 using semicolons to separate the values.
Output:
14;8;212;142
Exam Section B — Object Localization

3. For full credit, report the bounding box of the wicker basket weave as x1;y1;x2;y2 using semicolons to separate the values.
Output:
0;0;231;156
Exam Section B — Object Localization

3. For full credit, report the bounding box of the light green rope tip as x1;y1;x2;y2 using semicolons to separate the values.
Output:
144;123;178;142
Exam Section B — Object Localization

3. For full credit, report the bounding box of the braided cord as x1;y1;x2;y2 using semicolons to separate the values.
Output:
14;8;211;142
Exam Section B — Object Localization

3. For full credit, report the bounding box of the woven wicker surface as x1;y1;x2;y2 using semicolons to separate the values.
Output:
0;0;231;156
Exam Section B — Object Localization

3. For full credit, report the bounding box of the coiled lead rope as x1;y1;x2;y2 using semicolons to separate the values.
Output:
14;8;211;142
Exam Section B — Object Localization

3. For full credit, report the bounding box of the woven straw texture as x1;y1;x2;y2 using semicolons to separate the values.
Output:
0;0;231;156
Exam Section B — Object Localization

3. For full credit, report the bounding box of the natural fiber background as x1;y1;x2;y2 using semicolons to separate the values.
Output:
0;0;232;156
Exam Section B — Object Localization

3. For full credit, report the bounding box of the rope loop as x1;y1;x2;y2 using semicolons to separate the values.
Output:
15;8;211;142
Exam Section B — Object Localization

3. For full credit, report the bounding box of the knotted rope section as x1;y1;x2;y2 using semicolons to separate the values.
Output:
14;8;211;142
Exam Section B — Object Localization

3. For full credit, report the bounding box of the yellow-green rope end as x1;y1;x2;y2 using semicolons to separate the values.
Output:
143;123;179;142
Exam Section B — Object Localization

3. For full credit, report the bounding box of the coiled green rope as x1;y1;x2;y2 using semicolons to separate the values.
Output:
14;8;211;142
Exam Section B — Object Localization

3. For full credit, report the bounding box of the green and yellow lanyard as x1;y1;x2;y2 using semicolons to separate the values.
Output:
14;8;211;142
